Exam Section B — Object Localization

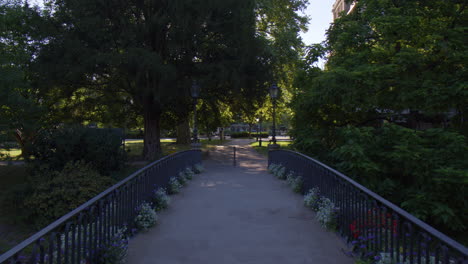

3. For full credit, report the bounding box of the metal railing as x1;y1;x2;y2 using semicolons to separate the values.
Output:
269;149;468;264
0;150;202;264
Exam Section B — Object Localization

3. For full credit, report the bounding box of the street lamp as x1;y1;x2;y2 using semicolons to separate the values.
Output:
256;117;262;147
269;83;279;149
191;81;201;147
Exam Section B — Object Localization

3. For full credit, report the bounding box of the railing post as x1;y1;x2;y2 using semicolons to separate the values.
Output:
233;146;236;166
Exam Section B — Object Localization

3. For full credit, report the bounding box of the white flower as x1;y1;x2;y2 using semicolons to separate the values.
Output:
134;202;158;231
304;187;320;210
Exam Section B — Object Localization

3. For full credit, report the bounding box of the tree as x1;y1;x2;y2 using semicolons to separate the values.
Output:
291;0;468;242
0;1;51;156
33;0;275;160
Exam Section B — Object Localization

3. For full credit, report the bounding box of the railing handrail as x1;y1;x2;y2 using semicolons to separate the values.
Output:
0;149;200;262
270;149;468;255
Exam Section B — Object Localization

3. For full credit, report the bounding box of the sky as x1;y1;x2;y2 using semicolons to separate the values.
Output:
300;0;335;46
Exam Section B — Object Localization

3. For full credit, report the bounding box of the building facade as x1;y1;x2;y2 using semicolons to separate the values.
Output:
332;0;357;20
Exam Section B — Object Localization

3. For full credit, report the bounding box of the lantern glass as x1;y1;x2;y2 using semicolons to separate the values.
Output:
191;81;200;98
269;83;279;99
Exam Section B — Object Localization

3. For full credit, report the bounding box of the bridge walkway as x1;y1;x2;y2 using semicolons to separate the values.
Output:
127;139;352;264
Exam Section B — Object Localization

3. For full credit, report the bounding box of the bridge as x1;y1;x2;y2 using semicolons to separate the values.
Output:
0;139;466;264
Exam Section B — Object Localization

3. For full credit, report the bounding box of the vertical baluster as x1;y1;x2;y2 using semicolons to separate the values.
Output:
64;222;72;264
394;214;401;263
29;240;40;264
435;243;440;264
48;233;55;264
71;222;76;264
407;223;414;264
382;207;388;255
416;231;422;264
77;214;83;263
37;238;45;264
56;232;62;264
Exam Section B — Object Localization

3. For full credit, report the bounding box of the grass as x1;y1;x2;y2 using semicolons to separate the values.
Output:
0;148;23;161
250;140;294;156
125;138;230;159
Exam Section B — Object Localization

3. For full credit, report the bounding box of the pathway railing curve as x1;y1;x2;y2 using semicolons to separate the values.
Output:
0;149;202;264
269;149;467;264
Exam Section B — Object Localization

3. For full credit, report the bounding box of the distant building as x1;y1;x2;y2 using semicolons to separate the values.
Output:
332;0;357;20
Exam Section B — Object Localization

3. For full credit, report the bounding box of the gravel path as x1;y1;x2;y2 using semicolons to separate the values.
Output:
127;139;353;264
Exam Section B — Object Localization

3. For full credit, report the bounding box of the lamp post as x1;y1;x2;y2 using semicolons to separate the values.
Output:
269;83;279;149
256;117;262;147
191;81;201;148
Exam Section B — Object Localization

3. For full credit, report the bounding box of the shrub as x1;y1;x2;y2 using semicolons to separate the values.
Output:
193;163;204;174
184;167;195;179
230;131;251;138
27;125;126;175
24;160;112;227
291;176;303;193
316;197;338;230
267;163;279;174
134;202;158;231
275;167;287;180
177;172;187;186
98;227;128;264
168;177;181;194
286;172;295;186
304;187;321;211
152;188;170;211
275;166;286;179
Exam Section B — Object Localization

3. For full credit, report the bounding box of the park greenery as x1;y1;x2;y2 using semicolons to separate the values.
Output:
0;0;466;255
291;0;467;243
0;0;307;250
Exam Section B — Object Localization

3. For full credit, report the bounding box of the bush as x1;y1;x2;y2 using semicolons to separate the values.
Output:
193;163;204;174
152;188;170;211
304;187;321;211
183;167;195;179
27;125;126;175
98;227;128;264
275;167;287;180
316;197;338;230
268;163;279;174
24;160;113;227
168;177;181;194
253;132;269;138
134;202;158;231
230;131;251;138
177;172;187;186
125;129;143;139
291;176;303;193
286;172;295;186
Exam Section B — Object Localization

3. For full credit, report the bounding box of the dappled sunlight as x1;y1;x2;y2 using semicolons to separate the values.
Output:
199;180;245;188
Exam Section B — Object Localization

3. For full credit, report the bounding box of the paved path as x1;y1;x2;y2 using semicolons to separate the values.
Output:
127;139;352;264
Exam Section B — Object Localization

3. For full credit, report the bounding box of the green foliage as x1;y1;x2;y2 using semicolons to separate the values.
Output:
168;177;181;194
24;161;112;227
134;202;158;231
230;131;252;138
152;188;170;211
193;163;204;174
27;125;126;175
292;0;468;242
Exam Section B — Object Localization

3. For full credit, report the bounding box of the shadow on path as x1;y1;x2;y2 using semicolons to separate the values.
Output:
127;139;353;264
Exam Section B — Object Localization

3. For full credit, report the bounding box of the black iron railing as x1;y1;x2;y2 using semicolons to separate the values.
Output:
269;150;468;264
0;150;201;264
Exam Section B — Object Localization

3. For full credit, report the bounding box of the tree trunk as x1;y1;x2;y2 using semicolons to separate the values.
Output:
143;99;162;161
176;118;191;144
